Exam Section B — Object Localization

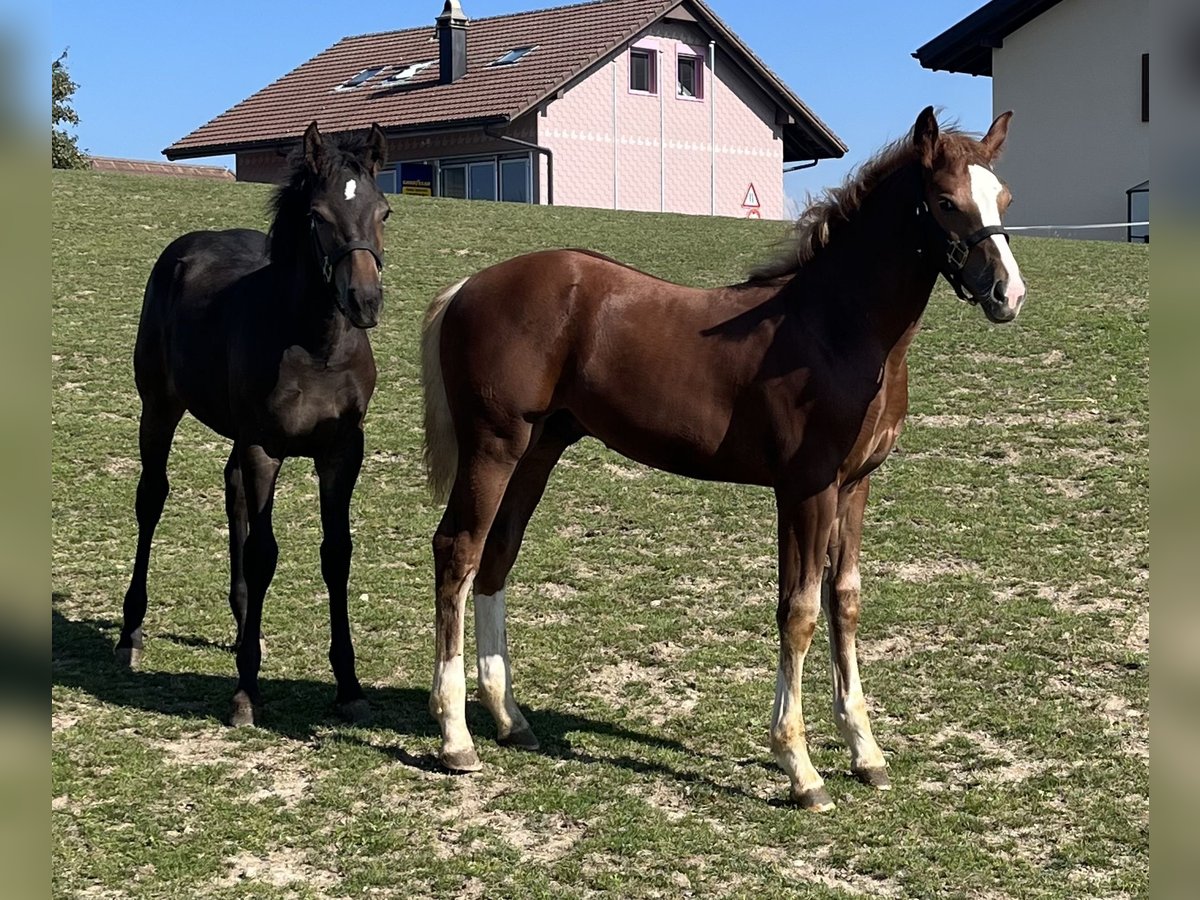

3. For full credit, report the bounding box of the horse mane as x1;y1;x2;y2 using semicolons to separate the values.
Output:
745;124;985;284
267;131;377;266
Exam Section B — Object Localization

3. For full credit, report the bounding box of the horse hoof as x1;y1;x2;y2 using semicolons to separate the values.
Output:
229;692;260;727
336;698;371;724
793;786;836;812
440;747;483;773
114;646;141;669
853;767;892;791
498;727;540;751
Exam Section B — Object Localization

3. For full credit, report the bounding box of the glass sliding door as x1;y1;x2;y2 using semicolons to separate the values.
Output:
468;161;497;201
499;156;531;203
441;165;467;200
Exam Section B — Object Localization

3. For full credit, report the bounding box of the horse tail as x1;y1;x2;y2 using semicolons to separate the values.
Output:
421;277;470;504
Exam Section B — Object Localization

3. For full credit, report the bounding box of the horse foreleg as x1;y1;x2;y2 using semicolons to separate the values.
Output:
316;430;368;722
771;485;838;811
116;399;183;668
825;478;890;788
230;443;282;727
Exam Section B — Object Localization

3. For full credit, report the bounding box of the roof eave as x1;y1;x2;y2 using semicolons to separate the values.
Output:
164;115;512;161
914;0;1064;76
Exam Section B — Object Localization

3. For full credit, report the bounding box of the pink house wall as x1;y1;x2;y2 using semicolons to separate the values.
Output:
537;20;785;219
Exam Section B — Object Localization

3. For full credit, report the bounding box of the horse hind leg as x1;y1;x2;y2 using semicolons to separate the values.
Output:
431;426;532;773
225;446;264;657
116;397;184;667
474;422;578;750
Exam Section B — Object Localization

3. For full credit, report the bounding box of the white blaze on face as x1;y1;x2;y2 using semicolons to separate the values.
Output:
967;164;1025;305
344;179;357;201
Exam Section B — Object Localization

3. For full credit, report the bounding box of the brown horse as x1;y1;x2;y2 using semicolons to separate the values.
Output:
420;107;1026;810
117;122;389;727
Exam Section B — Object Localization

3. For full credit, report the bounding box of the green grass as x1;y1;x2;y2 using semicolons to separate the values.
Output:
52;169;1148;899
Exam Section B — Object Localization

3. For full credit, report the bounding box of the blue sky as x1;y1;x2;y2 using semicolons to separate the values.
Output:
49;0;993;205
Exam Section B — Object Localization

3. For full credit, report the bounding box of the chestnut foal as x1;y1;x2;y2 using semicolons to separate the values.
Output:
421;108;1025;808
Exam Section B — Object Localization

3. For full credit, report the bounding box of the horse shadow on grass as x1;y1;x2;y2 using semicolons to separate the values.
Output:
52;599;782;805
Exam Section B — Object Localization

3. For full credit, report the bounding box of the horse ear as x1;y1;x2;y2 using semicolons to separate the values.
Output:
980;110;1013;158
303;121;323;174
366;124;388;175
912;106;939;168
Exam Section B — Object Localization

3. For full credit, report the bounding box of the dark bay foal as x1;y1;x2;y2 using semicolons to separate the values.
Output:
117;122;390;725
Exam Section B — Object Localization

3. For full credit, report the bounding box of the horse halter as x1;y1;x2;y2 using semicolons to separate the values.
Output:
914;200;1009;303
309;215;384;285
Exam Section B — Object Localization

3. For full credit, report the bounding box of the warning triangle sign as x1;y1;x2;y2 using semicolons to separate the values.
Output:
742;183;760;208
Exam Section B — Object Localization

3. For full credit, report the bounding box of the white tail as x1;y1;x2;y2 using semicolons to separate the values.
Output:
421;277;469;503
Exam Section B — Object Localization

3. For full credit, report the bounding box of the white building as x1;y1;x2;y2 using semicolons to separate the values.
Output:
915;0;1148;242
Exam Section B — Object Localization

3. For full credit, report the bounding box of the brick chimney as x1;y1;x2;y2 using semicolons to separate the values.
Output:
437;1;468;85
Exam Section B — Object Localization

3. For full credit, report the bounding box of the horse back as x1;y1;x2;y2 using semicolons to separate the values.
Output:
134;229;268;431
443;248;909;490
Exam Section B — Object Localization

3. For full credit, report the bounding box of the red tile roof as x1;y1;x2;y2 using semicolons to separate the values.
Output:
165;0;844;162
89;156;235;180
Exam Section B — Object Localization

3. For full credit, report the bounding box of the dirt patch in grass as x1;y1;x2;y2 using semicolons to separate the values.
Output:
151;730;315;809
214;848;340;892
874;558;984;584
752;846;904;898
928;725;1057;786
859;626;950;663
585;658;700;726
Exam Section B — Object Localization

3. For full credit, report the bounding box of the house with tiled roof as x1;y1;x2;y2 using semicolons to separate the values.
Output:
915;0;1149;241
165;0;845;220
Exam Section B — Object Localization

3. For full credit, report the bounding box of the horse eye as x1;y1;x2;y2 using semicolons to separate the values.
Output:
382;208;391;222
938;198;957;212
311;210;328;225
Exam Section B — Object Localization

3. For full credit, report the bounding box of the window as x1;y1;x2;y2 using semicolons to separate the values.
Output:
376;169;398;194
439;155;533;203
335;66;384;91
1141;53;1149;123
677;54;703;99
468;161;497;201
629;48;656;94
500;157;531;203
379;60;435;87
441;165;467;200
492;47;535;67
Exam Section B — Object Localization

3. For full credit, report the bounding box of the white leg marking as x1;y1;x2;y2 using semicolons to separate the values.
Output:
968;164;1026;304
344;178;357;201
770;583;826;801
823;568;887;773
474;589;531;739
431;576;474;755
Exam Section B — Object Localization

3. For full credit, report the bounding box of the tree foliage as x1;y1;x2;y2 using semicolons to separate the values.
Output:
52;51;88;169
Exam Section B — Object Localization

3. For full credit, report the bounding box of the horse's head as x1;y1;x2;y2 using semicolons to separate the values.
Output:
302;121;390;329
912;107;1027;324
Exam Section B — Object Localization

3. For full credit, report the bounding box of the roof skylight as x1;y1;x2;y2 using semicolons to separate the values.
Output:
491;47;536;67
379;60;436;86
335;66;385;91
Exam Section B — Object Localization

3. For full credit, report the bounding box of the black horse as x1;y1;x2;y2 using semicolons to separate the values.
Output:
116;121;390;726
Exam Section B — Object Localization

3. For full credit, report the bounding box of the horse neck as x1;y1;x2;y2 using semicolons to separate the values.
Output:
797;163;941;356
280;253;357;359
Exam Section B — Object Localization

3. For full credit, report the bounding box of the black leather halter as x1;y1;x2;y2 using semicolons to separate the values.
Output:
915;201;1009;303
310;216;384;284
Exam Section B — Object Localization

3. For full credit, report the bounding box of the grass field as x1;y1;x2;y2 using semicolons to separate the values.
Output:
52;169;1148;899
